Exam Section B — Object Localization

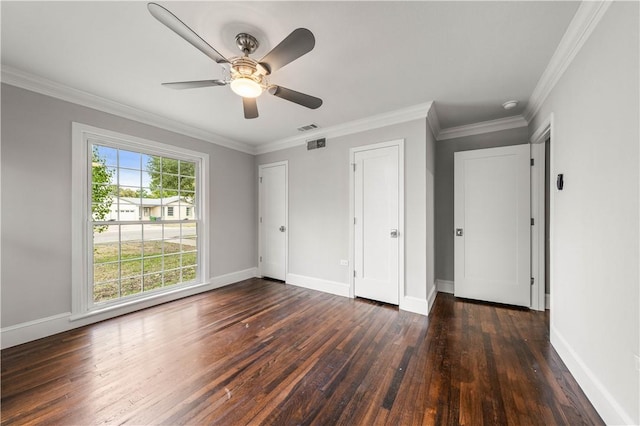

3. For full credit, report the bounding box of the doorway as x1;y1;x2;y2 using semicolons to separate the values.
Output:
258;161;288;281
531;116;554;311
453;144;531;307
350;140;404;305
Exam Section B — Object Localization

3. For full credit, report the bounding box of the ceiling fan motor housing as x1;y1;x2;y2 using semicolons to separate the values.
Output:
235;33;259;55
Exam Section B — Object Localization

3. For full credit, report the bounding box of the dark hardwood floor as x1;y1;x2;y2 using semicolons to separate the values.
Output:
1;278;603;425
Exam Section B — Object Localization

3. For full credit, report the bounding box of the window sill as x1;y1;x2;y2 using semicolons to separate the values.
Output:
69;279;213;322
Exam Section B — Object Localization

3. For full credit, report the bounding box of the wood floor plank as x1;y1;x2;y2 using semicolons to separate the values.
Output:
1;279;604;425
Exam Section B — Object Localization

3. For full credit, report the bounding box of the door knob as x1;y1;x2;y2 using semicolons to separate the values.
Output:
390;229;398;238
279;226;286;232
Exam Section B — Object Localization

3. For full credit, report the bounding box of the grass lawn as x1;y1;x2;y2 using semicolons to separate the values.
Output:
93;240;197;303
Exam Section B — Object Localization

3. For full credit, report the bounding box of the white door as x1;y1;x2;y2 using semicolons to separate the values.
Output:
353;145;400;305
259;162;287;281
454;144;530;307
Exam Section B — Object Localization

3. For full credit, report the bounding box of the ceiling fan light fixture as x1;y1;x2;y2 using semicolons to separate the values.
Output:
230;77;263;98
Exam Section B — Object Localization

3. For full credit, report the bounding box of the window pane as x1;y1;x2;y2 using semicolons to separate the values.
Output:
93;225;119;263
182;266;196;282
143;224;163;256
163;269;181;287
121;259;142;278
143;154;161;171
141;171;152;188
94;262;119;283
161;158;179;174
119;149;142;170
179;160;195;177
122;276;142;297
121;225;142;259
182;252;197;267
94;281;119;303
164;240;181;254
119;168;142;188
143;273;163;291
179;176;195;192
162;173;179;192
94;145;117;167
164;254;181;270
143;256;163;274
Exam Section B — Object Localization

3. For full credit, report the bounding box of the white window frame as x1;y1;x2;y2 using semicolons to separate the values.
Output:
71;123;209;319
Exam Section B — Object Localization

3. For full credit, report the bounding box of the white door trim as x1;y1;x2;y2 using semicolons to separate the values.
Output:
258;161;288;280
348;139;405;301
530;113;554;311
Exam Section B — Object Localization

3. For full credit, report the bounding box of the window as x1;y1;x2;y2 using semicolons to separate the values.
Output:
186;207;191;217
72;123;209;318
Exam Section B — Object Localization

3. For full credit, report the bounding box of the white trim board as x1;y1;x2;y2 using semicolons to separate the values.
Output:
437;115;528;141
1;66;254;155
286;273;350;298
257;103;433;155
524;1;612;122
426;284;438;314
550;325;636;425
0;268;259;349
436;279;454;294
401;296;428;316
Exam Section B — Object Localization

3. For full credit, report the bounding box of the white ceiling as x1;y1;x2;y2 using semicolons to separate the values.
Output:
1;1;579;150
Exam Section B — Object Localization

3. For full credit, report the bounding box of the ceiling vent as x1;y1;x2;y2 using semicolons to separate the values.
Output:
297;123;319;132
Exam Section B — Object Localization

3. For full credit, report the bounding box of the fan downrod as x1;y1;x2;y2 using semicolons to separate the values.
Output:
235;33;259;55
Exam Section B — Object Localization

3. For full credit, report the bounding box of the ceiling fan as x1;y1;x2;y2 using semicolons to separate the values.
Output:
148;2;323;119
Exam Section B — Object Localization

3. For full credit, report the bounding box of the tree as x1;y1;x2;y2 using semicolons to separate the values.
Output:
147;156;195;202
119;187;149;198
92;148;114;232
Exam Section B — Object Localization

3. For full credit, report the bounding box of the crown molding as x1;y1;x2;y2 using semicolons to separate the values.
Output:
426;104;441;139
1;66;255;155
256;101;434;155
523;1;612;122
437;115;527;141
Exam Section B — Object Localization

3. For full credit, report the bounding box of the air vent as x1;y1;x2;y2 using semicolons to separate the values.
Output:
297;123;319;132
307;138;326;150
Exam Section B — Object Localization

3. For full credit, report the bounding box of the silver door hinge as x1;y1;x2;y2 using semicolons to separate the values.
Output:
259;176;263;183
260;256;262;262
260;217;262;223
353;217;356;225
353;270;356;278
352;163;356;172
531;277;534;285
530;158;534;166
531;218;535;226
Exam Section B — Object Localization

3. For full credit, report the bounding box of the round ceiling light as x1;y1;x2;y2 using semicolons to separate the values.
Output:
502;100;519;110
230;77;263;98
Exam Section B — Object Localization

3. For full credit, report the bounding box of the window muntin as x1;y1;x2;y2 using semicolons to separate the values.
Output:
90;142;199;306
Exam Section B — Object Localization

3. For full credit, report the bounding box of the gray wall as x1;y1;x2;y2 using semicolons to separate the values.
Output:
529;2;639;423
257;118;435;302
1;84;257;327
434;126;529;283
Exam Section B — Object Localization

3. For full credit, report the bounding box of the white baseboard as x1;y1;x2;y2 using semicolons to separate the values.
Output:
401;295;428;316
0;312;72;350
285;273;350;298
212;267;259;289
550;325;635;425
0;267;259;349
427;284;438;314
436;279;454;294
545;293;550;310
